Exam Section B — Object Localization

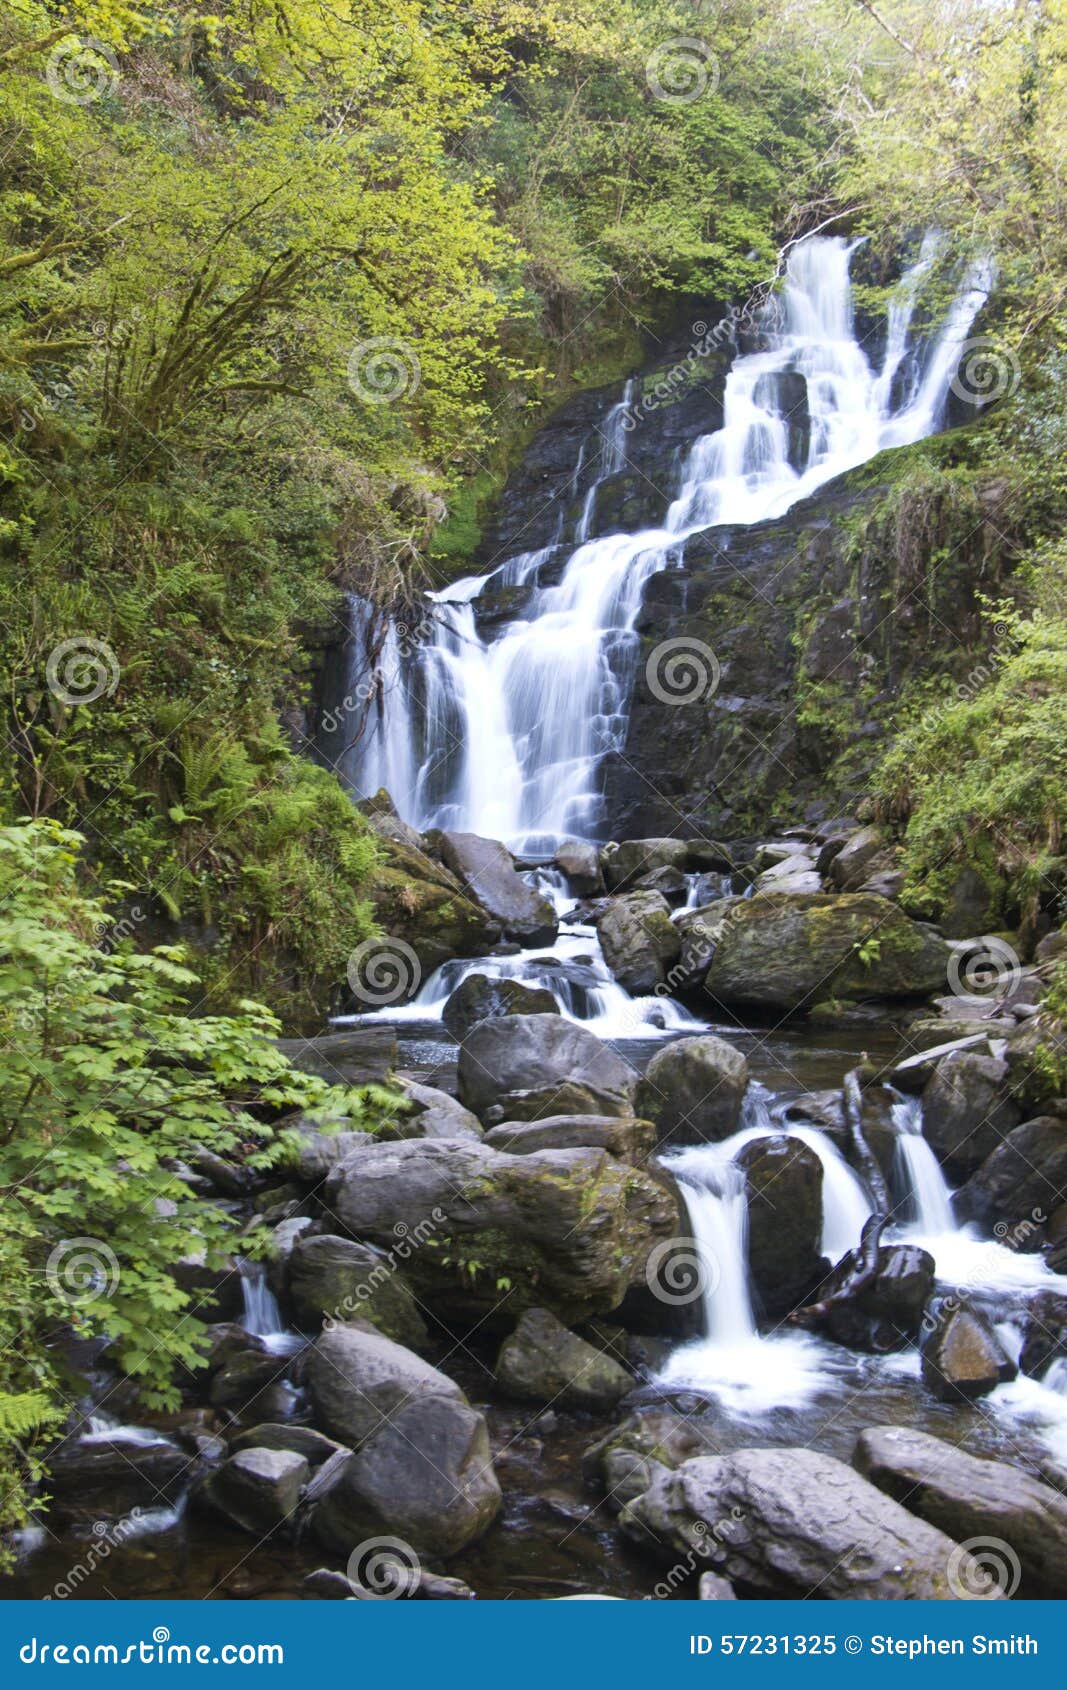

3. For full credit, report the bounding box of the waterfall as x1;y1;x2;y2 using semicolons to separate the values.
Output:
239;1261;301;1357
331;235;990;851
890;1090;957;1235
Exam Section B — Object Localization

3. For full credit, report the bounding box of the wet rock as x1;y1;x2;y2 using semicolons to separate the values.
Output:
673;898;746;987
554;840;604;896
584;1410;721;1512
620;1446;987;1599
441;973;558;1041
232;1424;346;1466
47;1433;188;1520
288;1235;428;1349
1019;1290;1067;1378
921;1051;1022;1179
600;838;691;890
920;1299;1017;1401
953;1116;1067;1236
938;868;1002;940
439;830;558;945
326;1137;681;1326
632;864;690;904
698;1573;737;1599
309;1395;500;1561
854;1425;1067;1597
738;1136;825;1317
173;1250;244;1321
386;1079;484;1141
201;1447;308;1535
308;1324;464;1448
596;890;681;994
828;826;886;891
286;1121;375;1184
191;1146;255;1199
494;1308;632;1410
363;830;496;975
702;894;950;1013
483;1114;656;1162
458;1013;636;1123
1036;929;1067;964
816;1245;935;1352
266;1216;316;1291
207;1328;293;1414
276;1028;399;1085
635;1034;749;1145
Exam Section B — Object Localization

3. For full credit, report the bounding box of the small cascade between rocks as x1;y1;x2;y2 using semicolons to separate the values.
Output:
239;1261;303;1358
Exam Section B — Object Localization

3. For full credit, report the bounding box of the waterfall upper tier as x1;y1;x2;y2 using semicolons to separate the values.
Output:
327;235;989;851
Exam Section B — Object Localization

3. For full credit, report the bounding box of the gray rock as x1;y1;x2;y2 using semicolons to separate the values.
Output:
636;1034;749;1145
326;1137;681;1326
439;831;558;945
738;1135;826;1316
596;891;681;995
494;1308;632;1410
203;1447;307;1534
953;1116;1067;1234
385;1079;484;1142
483;1115;656;1162
854;1425;1067;1597
921;1300;1018;1401
702;893;950;1013
310;1397;500;1561
698;1573;737;1600
288;1235;428;1349
287;1122;375;1185
621;1446;989;1599
1019;1290;1067;1378
921;1051;1022;1178
554;841;604;896
276;1028;398;1085
1036;929;1067;964
816;1244;935;1352
584;1410;722;1512
232;1424;346;1466
829;826;887;891
441;974;558;1041
47;1433;187;1520
632;865;690;903
601;839;691;890
458;1013;636;1123
308;1324;462;1448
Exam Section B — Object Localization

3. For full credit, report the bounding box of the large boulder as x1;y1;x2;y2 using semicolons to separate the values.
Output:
438;831;558;945
620;1447;983;1599
276;1028;397;1085
442;973;558;1041
702;893;950;1013
828;826;887;891
494;1308;632;1410
920;1300;1017;1402
383;1080;484;1143
583;1410;723;1513
364;831;496;975
600;838;691;890
738;1136;825;1317
483;1115;656;1162
46;1433;188;1522
308;1323;466;1448
595;891;681;995
458;1013;636;1124
288;1234;428;1349
554;840;604;896
326;1138;682;1326
921;1051;1022;1179
953;1116;1067;1234
1019;1290;1067;1378
635;1035;749;1145
854;1425;1067;1598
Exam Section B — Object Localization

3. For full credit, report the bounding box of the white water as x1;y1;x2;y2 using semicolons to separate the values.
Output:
239;1261;302;1357
334;235;990;852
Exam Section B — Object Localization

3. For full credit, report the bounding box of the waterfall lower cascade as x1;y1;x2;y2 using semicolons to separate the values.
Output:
334;234;989;853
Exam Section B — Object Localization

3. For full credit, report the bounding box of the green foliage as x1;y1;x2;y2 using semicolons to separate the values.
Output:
0;819;390;1551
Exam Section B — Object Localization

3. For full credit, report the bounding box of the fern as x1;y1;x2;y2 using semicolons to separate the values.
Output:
0;1390;56;1440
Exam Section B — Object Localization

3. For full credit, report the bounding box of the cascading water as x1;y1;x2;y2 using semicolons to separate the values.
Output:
332;234;990;852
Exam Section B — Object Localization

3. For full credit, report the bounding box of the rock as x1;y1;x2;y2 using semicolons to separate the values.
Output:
829;826;886;891
385;1080;484;1142
302;1568;356;1599
441;973;558;1041
854;1425;1067;1597
600;838;691;890
266;1216;316;1289
636;1035;749;1145
232;1424;346;1466
1019;1290;1067;1378
921;1300;1018;1401
738;1136;825;1317
620;1446;986;1599
47;1433;188;1520
921;1051;1022;1178
698;1573;737;1600
483;1115;656;1161
202;1447;308;1535
276;1028;398;1086
902;1017;1016;1051
172;1250;244;1321
938;868;1002;939
288;1235;428;1349
583;1411;721;1512
632;864;690;903
494;1308;632;1410
309;1396;500;1561
326;1138;681;1326
953;1116;1067;1235
1036;929;1067;964
890;1032;994;1093
554;841;604;896
439;831;558;945
190;1146;254;1199
815;1245;935;1352
207;1328;295;1416
286;1121;375;1184
458;1013;636;1123
307;1324;463;1448
595;891;681;994
702;894;950;1013
364;830;496;975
